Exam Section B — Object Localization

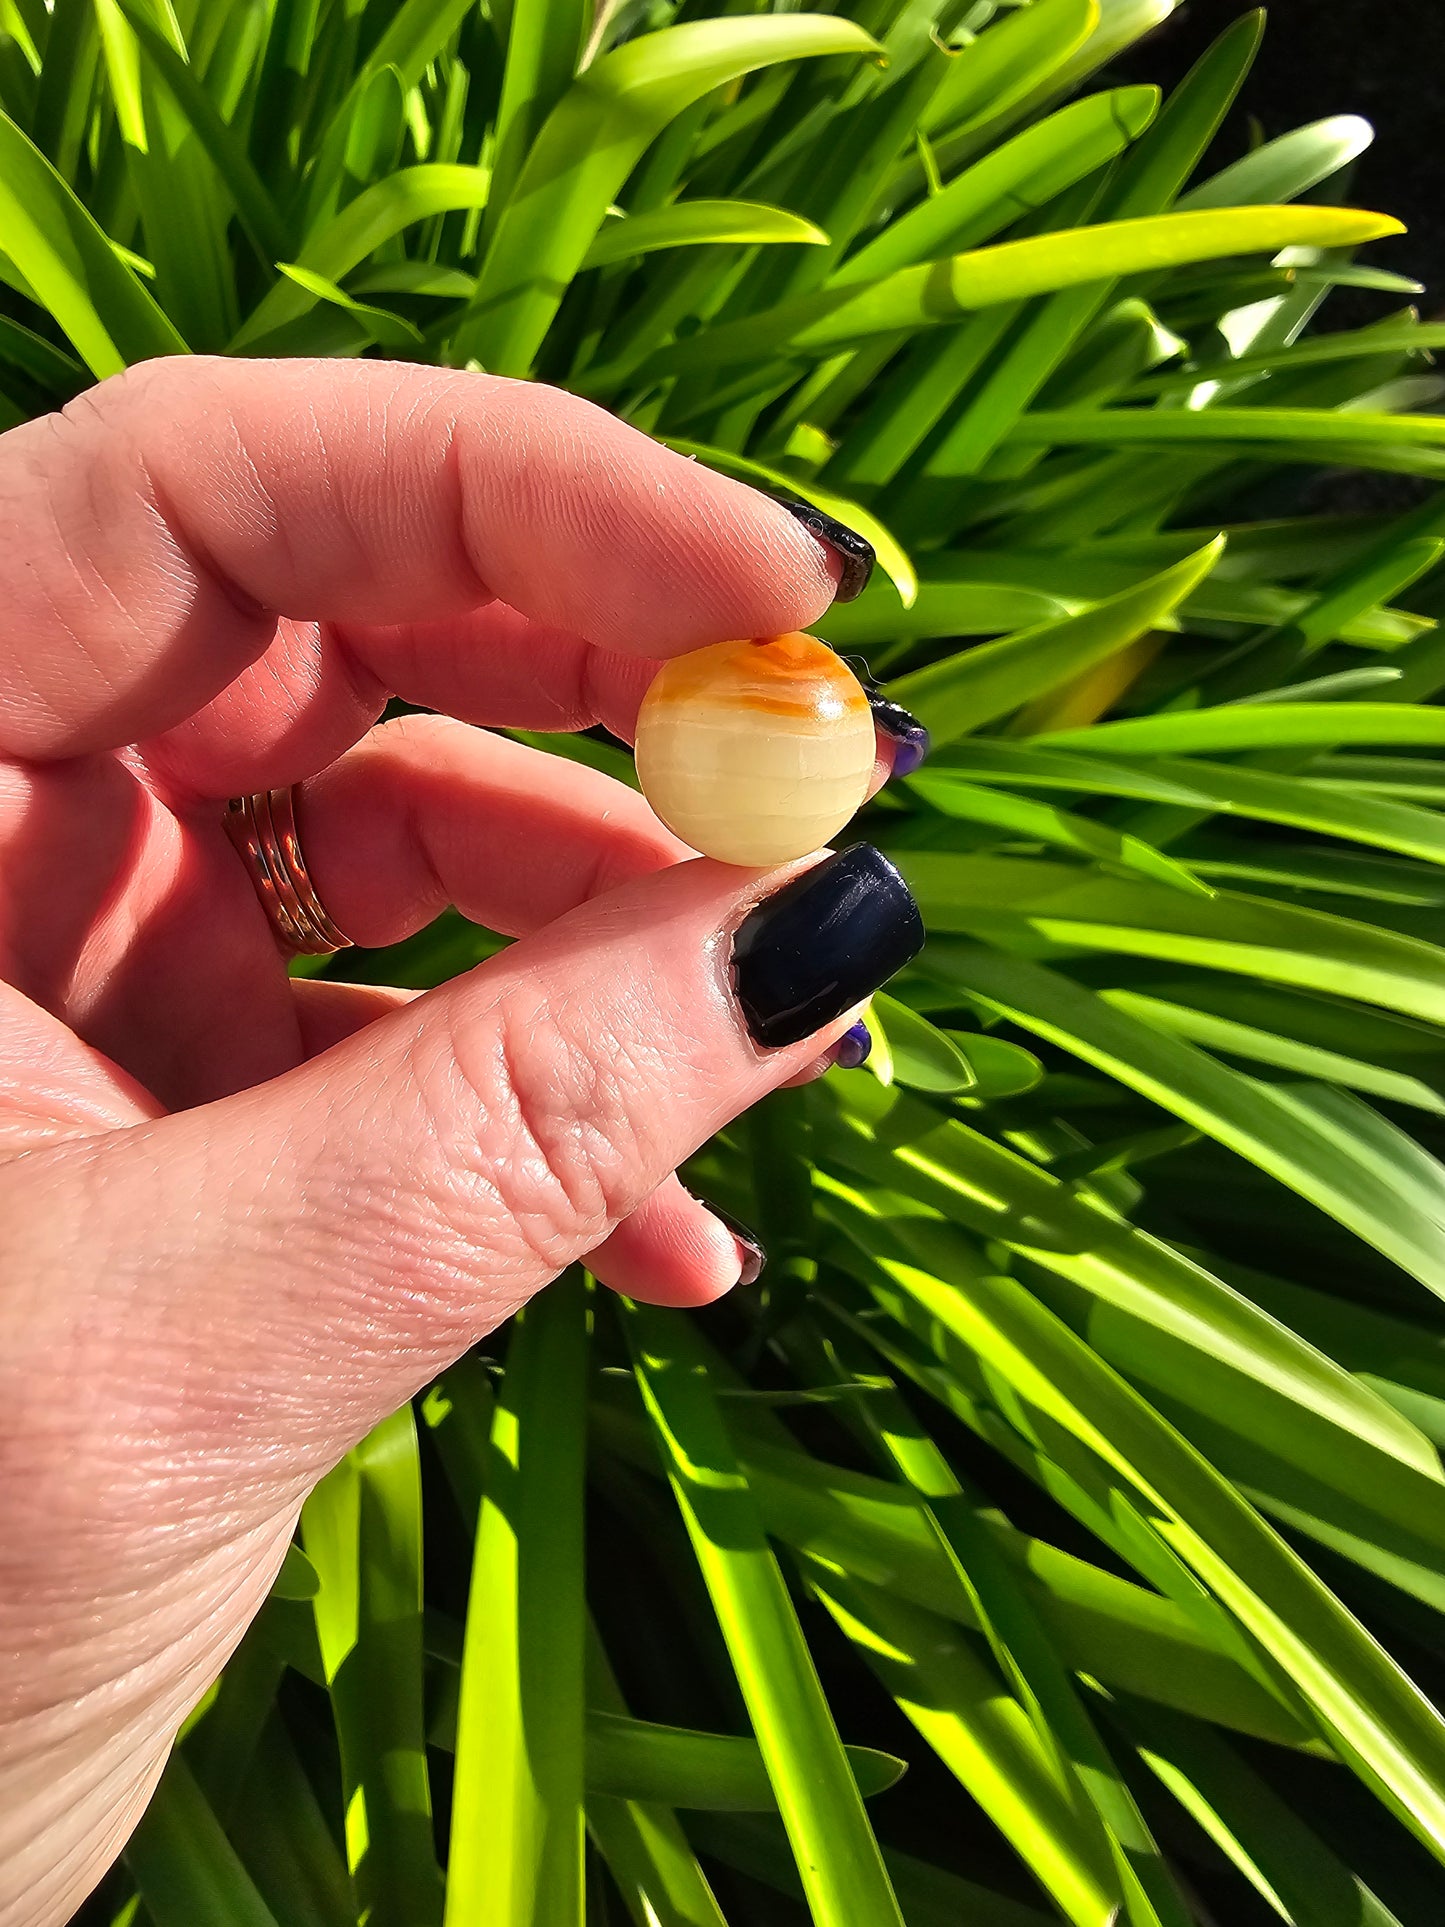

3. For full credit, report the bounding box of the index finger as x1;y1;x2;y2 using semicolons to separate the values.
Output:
0;356;846;761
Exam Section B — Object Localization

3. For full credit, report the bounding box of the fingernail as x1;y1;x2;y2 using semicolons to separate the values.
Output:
708;1205;767;1286
731;845;925;1049
831;1019;873;1070
869;694;931;777
776;498;875;603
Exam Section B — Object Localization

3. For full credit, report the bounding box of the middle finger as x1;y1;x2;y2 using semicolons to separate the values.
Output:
295;712;691;948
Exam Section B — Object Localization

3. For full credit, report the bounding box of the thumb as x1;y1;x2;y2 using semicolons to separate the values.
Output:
10;845;922;1503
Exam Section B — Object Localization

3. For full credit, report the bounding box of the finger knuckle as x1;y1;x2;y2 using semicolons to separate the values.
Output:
418;984;646;1276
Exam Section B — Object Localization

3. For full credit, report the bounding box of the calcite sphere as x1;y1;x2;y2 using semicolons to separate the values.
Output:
635;633;875;866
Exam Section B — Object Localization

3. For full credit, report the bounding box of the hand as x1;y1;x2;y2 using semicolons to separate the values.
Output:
0;357;924;1923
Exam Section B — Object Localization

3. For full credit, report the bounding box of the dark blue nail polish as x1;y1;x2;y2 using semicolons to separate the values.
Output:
731;845;925;1049
706;1204;767;1286
833;1020;873;1070
869;694;931;777
776;499;876;603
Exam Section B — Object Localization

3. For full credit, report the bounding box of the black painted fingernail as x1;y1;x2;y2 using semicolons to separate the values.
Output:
869;694;931;777
832;1019;873;1070
777;499;876;603
707;1204;767;1286
731;845;925;1049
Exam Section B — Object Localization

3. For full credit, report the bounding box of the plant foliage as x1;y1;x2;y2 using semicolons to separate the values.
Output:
11;0;1444;1919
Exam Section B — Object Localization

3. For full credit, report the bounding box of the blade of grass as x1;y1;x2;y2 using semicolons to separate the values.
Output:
453;15;882;374
0;103;188;371
301;1404;443;1927
631;207;1402;378
124;1752;280;1927
622;1297;907;1927
887;539;1222;746
444;1275;590;1927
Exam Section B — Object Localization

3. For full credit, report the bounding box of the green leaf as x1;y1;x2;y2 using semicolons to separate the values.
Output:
452;15;882;375
584;1622;731;1927
932;738;1218;804
487;0;588;238
586;1709;905;1808
302;1405;443;1927
898;854;1445;1026
837;88;1161;286
887;538;1222;745
275;261;425;349
906;772;1214;895
271;1542;320;1601
1113;1697;1405;1927
0;103;188;373
585;199;828;269
112;0;289;268
690;1813;1055;1927
919;0;1099;142
805;1563;1124;1925
1103;985;1445;1115
623;1299;907;1927
585;1795;730;1927
445;1277;590;1927
231;163;492;348
1041;702;1445;756
874;1257;1445;1860
1117;756;1445;870
1010;405;1445;451
797;559;1059;645
932;944;1445;1298
227;1716;356;1927
594;1388;1313;1747
824;1330;1191;1927
125;1753;280;1927
633;208;1403;377
867;991;978;1093
1180;113;1374;211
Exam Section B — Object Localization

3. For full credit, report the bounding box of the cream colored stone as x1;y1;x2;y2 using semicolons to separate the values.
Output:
635;637;875;865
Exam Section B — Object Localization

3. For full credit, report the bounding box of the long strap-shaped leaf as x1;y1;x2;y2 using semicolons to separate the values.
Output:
822;1324;1191;1927
1010;404;1445;449
892;1258;1445;1861
231;161;492;348
931;945;1445;1300
886;539;1222;745
896;853;1445;1025
0;103;187;373
623;207;1402;379
803;1561;1121;1926
834;87;1161;287
451;15;881;375
445;1276;590;1927
302;1404;444;1927
622;1298;906;1927
593;1385;1313;1746
124;1752;280;1927
816;1080;1440;1488
1042;701;1445;756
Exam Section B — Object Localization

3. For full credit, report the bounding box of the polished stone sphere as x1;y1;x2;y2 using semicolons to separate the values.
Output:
635;632;875;866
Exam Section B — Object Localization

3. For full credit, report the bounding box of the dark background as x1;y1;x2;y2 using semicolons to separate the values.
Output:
1113;0;1445;305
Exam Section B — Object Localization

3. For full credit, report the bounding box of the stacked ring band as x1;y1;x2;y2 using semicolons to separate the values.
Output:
223;787;354;956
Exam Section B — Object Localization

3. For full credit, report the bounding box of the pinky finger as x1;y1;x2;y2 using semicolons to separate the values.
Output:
586;1174;764;1307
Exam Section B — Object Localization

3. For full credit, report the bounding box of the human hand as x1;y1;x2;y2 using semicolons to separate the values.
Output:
0;357;924;1923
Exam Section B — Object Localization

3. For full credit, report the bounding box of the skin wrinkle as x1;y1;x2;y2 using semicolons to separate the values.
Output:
461;997;619;1272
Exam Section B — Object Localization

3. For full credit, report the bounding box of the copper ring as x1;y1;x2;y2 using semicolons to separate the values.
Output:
223;787;355;956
